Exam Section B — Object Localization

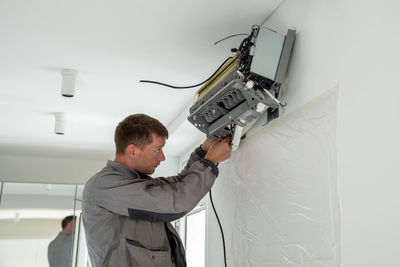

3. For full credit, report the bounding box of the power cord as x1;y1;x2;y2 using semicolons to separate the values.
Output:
209;188;227;267
140;56;232;89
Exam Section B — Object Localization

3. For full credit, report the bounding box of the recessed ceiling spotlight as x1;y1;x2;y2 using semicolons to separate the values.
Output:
54;112;66;135
61;69;78;97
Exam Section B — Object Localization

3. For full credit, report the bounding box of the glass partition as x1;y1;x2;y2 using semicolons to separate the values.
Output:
0;181;89;267
73;184;92;267
185;208;206;267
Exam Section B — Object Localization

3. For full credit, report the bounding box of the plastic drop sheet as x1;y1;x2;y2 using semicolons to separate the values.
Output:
206;87;340;267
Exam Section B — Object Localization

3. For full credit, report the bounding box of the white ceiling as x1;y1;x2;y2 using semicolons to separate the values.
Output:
0;0;283;158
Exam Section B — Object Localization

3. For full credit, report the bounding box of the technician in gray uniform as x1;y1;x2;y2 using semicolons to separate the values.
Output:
82;113;231;267
47;215;76;267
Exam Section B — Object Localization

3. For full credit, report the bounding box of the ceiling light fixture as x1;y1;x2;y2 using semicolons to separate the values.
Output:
61;69;78;97
54;112;66;135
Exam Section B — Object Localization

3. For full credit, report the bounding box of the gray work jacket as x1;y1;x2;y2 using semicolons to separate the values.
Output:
82;147;218;267
47;231;73;267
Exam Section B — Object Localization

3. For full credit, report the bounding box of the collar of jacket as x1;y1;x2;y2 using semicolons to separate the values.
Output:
106;160;152;180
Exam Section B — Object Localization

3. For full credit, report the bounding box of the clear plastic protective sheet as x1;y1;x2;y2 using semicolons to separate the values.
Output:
206;87;340;267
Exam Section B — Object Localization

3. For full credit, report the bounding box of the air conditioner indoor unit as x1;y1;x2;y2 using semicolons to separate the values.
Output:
187;25;296;150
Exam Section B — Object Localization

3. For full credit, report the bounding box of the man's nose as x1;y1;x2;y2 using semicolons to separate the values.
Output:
159;150;165;161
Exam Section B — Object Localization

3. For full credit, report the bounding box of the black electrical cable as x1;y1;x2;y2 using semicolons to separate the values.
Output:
209;188;227;267
139;56;233;89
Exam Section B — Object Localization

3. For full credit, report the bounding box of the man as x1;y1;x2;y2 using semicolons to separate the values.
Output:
48;215;76;267
83;113;231;267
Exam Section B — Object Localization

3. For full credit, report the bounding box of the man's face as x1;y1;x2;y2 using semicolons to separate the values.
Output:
133;133;166;174
64;220;76;233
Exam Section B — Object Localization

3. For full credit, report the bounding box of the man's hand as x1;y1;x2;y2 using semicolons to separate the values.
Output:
201;138;216;152
204;137;232;164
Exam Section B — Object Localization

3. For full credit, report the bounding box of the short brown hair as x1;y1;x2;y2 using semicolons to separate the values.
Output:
114;114;168;154
62;215;76;230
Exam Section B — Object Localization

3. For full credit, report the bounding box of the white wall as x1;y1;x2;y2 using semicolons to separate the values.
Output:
0;154;106;184
265;1;400;266
205;0;400;266
0;219;65;267
0;150;179;184
0;238;52;267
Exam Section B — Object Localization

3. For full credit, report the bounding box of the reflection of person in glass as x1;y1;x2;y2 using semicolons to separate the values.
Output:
47;215;76;267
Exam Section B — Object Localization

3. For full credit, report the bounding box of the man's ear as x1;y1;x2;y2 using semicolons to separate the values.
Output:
126;144;137;157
